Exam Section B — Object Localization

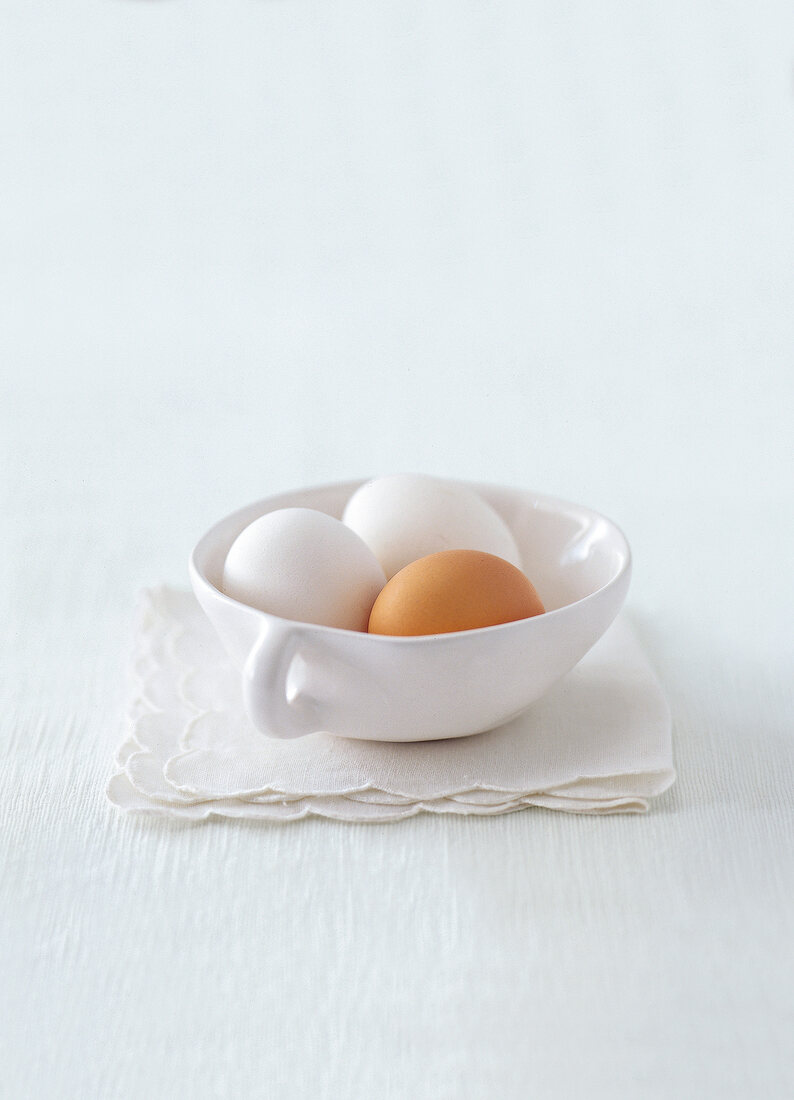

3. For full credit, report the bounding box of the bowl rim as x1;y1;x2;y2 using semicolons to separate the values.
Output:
189;477;632;645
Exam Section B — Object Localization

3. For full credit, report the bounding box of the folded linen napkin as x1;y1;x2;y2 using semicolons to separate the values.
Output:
107;587;675;821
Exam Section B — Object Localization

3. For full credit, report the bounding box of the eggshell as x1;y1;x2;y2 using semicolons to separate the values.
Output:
343;473;522;580
368;549;545;636
222;507;386;630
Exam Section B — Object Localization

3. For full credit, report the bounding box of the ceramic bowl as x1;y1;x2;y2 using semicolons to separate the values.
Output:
189;479;631;742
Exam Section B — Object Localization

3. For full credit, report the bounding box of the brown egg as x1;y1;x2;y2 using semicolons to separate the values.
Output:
367;549;545;636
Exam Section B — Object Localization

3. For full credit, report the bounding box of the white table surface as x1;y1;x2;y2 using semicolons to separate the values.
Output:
2;2;793;1097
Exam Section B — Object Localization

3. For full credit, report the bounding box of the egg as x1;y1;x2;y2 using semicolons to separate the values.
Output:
367;549;545;636
343;473;522;580
222;508;386;631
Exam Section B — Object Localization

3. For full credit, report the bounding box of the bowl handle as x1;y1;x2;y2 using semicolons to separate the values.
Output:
241;619;321;739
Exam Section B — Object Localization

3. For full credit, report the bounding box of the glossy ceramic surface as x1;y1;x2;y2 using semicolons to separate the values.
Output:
189;479;632;742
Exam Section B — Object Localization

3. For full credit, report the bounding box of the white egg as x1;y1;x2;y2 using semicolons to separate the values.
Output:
222;508;386;630
342;473;522;580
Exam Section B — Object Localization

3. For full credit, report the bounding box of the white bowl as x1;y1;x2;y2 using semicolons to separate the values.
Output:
189;479;631;742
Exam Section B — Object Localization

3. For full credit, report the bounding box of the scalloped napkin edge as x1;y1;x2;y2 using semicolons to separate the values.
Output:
106;587;675;822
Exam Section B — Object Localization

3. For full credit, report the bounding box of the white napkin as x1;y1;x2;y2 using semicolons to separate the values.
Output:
107;587;675;821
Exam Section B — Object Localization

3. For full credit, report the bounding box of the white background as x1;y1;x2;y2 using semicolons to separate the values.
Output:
2;2;793;1097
